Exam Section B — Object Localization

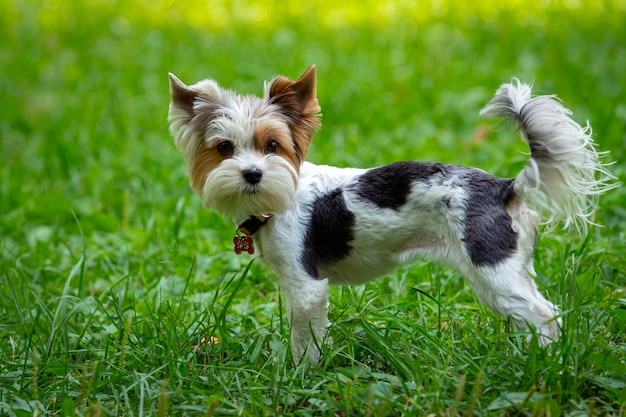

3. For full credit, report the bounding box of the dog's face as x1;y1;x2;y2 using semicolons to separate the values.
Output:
168;66;321;219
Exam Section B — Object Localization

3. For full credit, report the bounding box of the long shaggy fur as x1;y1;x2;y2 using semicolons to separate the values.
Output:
480;80;618;233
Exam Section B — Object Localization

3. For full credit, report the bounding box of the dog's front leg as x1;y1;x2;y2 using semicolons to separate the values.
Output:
278;273;330;363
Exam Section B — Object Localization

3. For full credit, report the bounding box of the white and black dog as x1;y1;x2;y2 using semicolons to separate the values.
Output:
168;66;616;362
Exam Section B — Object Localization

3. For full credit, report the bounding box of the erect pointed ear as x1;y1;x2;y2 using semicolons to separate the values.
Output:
265;66;322;162
169;73;198;121
266;65;321;125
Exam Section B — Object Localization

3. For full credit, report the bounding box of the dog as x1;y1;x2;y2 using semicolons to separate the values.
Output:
168;66;616;362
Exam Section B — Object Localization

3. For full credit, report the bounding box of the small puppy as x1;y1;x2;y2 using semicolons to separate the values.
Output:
168;66;615;362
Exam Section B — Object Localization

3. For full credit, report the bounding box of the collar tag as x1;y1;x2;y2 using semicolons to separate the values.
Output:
233;214;271;255
233;235;254;255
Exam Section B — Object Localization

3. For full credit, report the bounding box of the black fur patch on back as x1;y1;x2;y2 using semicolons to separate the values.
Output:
301;188;355;278
463;172;517;266
354;162;448;210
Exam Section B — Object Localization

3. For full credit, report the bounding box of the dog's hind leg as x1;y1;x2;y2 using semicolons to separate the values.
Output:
465;257;561;345
459;203;561;345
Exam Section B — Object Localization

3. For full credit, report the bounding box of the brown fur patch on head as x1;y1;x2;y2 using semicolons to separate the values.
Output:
189;144;225;193
266;66;322;163
254;122;300;173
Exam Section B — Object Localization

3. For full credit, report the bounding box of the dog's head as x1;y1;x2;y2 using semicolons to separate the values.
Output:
168;66;321;219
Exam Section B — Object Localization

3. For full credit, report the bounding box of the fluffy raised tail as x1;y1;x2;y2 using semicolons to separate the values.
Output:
480;80;618;234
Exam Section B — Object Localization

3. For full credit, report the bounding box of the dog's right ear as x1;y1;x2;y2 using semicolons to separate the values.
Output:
169;73;198;122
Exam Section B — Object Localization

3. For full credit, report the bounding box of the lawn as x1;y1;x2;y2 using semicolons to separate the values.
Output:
1;0;625;415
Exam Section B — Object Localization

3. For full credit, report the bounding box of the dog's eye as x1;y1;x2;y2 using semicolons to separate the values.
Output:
216;141;234;156
265;140;279;154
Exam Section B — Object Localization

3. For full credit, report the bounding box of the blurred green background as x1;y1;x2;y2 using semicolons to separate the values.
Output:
3;0;625;233
2;0;624;279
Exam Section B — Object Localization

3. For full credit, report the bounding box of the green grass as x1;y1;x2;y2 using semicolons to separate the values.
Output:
1;0;626;415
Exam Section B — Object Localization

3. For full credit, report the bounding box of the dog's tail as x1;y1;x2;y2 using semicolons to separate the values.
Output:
480;80;618;234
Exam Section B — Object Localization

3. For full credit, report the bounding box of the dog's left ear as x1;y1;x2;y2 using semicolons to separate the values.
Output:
266;66;322;160
267;65;320;117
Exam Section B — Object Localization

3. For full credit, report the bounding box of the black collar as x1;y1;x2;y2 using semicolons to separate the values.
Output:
237;214;272;236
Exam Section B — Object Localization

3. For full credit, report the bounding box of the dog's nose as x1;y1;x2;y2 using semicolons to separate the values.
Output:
243;167;263;185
